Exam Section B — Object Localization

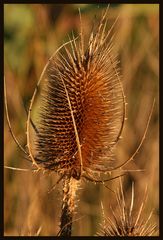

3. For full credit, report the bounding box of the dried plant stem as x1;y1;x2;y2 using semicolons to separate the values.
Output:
60;177;79;236
4;76;28;156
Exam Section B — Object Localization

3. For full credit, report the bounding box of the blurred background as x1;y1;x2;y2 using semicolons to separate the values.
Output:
4;4;159;236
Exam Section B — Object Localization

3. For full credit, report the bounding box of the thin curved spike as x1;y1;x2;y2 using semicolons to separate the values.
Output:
68;34;78;64
48;174;65;194
109;204;122;235
129;181;134;218
108;54;127;150
139;210;154;235
57;215;85;236
26;39;79;169
78;8;84;62
119;175;126;224
23;102;39;134
101;201;106;226
63;45;78;73
134;185;148;228
103;15;119;45
71;31;81;65
56;52;74;73
19;153;32;163
4;76;29;156
4;166;37;172
104;185;116;194
111;98;155;170
97;5;113;47
83;173;126;184
87;99;155;173
120;169;145;172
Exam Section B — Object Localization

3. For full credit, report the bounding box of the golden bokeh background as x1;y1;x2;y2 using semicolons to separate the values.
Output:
4;4;159;236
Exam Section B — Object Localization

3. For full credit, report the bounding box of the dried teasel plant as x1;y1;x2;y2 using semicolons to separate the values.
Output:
97;181;158;236
4;5;155;236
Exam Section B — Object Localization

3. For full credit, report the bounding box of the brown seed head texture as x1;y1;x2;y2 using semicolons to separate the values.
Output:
35;8;124;180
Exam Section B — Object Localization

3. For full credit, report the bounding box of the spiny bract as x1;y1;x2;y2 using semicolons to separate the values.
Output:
97;183;158;236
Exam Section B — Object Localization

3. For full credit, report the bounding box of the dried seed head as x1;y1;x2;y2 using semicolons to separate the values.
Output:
97;183;158;236
34;7;125;179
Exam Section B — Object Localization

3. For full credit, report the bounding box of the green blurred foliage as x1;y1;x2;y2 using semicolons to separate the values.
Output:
4;4;159;236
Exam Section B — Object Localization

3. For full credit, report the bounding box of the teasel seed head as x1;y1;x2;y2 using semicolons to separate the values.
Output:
34;7;125;180
97;182;158;236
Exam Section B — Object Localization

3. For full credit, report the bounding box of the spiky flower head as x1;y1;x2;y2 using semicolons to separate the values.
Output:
97;182;158;236
32;7;125;180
